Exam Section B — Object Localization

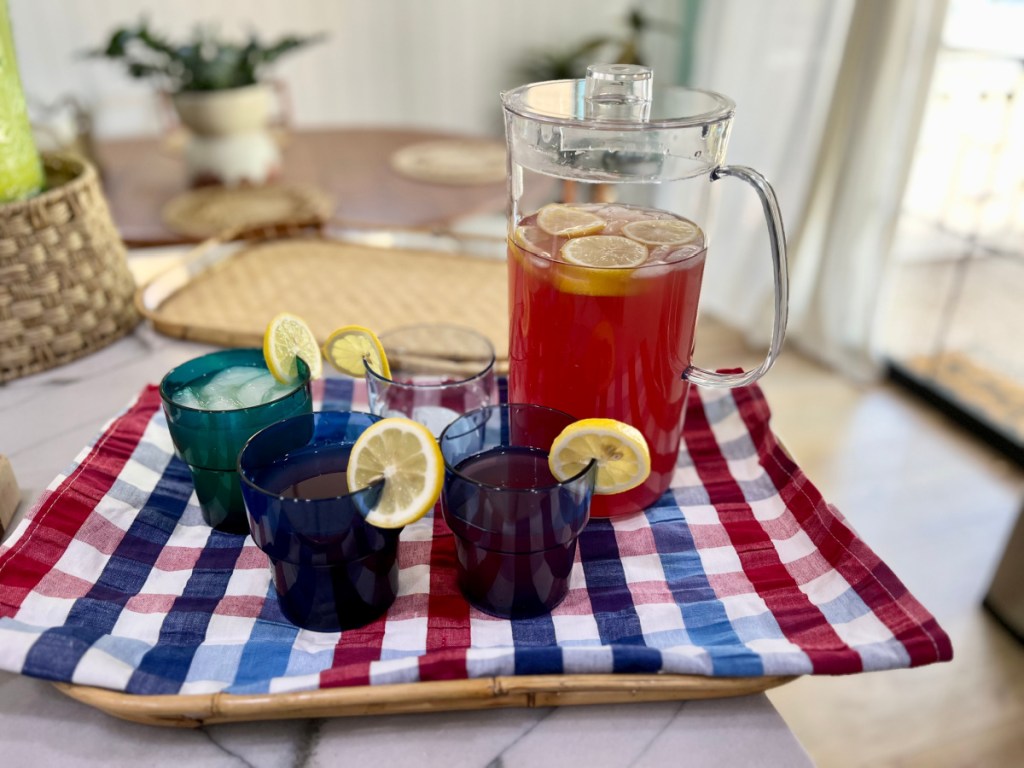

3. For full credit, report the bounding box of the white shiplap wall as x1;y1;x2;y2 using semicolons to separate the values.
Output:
10;0;685;139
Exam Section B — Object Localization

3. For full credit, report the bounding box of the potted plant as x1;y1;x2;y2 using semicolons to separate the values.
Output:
89;21;324;186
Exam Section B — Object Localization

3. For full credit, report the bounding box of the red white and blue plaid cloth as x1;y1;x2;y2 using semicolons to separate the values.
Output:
0;378;952;695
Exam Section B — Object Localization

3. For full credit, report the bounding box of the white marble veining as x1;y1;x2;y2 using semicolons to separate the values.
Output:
0;669;809;767
0;321;811;767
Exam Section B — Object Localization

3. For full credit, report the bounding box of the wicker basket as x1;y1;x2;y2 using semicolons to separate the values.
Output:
0;154;138;383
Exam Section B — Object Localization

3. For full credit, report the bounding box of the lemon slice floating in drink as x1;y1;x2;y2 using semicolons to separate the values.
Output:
560;235;648;268
346;417;444;528
513;224;554;256
537;204;607;238
548;418;651;495
622;219;700;247
263;312;324;384
323;325;392;378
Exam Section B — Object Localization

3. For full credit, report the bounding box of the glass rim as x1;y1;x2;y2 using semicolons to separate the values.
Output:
236;409;384;504
501;81;736;130
439;402;597;494
159;348;310;415
365;323;497;388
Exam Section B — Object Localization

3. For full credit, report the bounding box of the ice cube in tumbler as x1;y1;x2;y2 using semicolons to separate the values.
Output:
171;387;202;409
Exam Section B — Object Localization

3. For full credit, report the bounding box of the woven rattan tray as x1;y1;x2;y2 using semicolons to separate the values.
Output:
135;232;510;366
116;234;798;726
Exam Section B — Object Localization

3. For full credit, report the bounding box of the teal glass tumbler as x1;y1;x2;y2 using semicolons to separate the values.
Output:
159;348;313;533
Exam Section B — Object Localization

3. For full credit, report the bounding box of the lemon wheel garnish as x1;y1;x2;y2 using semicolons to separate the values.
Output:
323;325;392;378
622;219;701;247
263;312;323;384
548;418;651;495
537;204;607;238
346;418;444;528
560;235;648;268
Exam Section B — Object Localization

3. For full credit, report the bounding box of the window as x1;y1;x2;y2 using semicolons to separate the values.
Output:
877;0;1024;460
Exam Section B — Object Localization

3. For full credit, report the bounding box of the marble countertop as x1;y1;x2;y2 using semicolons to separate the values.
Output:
0;320;811;767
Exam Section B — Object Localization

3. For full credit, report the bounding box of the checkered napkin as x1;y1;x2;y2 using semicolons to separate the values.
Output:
0;378;951;695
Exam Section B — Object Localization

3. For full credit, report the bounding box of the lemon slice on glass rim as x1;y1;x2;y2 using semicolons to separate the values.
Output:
548;418;651;495
346;417;444;528
537;204;607;238
323;325;391;378
263;312;323;384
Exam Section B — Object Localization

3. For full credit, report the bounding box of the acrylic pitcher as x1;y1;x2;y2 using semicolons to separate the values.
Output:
502;64;788;517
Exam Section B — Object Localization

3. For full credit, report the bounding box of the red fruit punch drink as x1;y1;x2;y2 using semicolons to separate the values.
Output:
508;202;706;518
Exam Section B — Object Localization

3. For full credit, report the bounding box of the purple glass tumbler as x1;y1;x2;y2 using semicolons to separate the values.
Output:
439;403;595;618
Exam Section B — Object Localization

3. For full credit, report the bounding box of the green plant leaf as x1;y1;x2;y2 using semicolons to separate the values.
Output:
88;19;325;92
103;28;132;57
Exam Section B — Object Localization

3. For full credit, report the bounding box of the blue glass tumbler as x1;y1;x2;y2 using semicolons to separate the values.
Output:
160;348;312;533
238;411;400;632
439;403;596;618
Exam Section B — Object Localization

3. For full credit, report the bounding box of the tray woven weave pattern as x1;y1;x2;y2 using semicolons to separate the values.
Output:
0;154;138;383
143;238;509;362
0;377;951;699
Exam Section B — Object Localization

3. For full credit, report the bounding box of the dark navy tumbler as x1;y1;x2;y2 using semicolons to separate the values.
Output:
238;410;400;632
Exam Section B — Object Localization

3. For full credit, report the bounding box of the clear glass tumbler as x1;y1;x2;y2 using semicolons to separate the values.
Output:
366;323;496;437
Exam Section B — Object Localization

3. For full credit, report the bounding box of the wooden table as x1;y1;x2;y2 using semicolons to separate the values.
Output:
92;127;508;247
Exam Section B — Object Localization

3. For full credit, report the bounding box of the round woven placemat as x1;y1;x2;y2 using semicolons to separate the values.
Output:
161;184;333;239
390;140;506;185
142;238;509;365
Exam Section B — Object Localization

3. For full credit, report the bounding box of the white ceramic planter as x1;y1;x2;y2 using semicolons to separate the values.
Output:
171;84;280;186
171;83;272;136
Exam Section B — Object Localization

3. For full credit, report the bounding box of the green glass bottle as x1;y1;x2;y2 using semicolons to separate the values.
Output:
0;0;43;202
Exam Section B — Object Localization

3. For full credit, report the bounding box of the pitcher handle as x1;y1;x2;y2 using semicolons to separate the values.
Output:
683;165;789;389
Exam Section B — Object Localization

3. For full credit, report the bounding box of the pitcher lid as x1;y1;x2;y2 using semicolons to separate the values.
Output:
502;64;735;129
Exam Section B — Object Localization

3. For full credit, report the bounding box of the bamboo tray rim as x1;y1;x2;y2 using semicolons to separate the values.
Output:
53;673;796;728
